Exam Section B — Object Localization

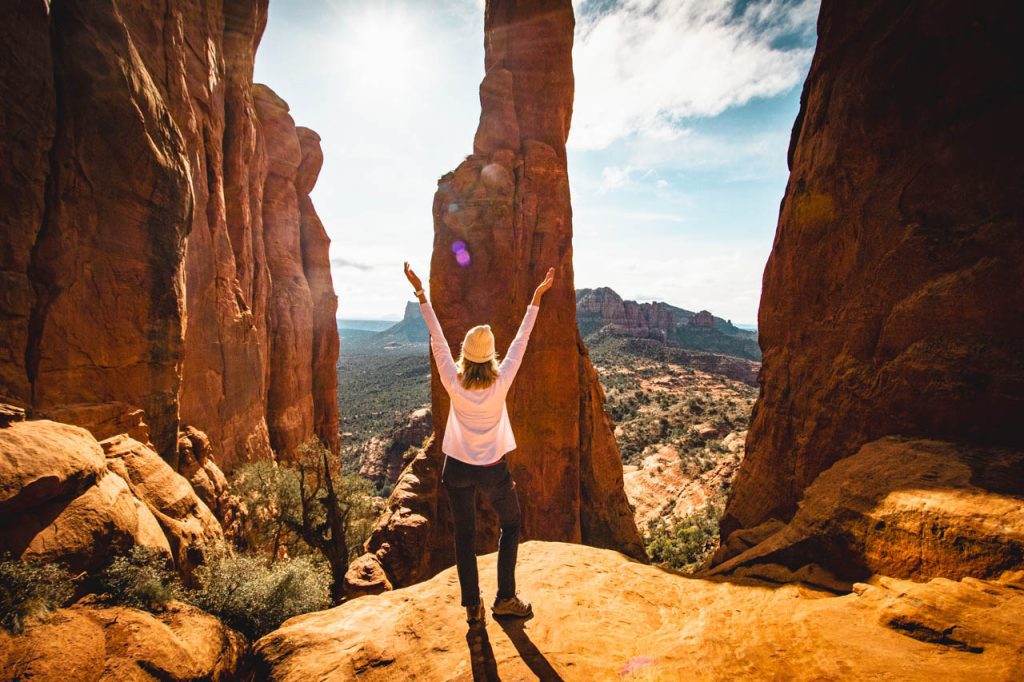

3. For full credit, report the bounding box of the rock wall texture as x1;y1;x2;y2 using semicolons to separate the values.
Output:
717;0;1024;549
0;0;338;466
347;0;645;594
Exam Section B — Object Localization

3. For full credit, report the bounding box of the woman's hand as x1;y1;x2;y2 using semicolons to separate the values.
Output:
404;262;426;302
531;267;555;306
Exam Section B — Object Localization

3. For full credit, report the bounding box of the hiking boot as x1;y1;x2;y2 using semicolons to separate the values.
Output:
492;594;532;618
466;600;486;625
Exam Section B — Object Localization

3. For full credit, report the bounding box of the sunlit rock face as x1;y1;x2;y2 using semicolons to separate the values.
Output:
0;0;338;466
716;0;1024;553
348;0;645;594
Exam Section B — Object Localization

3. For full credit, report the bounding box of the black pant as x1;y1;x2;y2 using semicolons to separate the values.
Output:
442;454;522;607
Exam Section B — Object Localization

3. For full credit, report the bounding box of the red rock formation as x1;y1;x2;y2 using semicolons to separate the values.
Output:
711;437;1024;585
254;86;317;459
348;0;644;594
259;541;1024;680
297;127;341;456
576;287;677;341
0;1;53;408
688;310;715;328
0;1;338;467
358;407;433;484
717;0;1024;555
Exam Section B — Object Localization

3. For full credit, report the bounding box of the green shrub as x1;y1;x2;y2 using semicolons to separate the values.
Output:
186;550;331;639
0;556;78;634
644;499;725;571
98;546;178;610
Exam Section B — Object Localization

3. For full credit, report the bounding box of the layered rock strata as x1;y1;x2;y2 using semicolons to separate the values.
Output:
0;0;338;467
717;0;1024;551
347;0;645;594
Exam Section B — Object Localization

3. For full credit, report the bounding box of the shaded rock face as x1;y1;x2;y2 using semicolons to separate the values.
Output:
0;0;338;466
0;599;247;681
349;0;644;592
719;0;1024;546
256;541;1024;680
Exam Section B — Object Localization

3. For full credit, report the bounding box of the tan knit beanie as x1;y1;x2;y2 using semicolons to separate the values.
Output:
461;324;496;363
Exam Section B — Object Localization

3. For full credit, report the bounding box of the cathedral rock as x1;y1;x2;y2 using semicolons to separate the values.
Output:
346;0;645;594
713;0;1024;561
0;0;338;466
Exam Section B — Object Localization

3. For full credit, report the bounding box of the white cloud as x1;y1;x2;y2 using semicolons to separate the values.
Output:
599;165;635;192
570;0;817;150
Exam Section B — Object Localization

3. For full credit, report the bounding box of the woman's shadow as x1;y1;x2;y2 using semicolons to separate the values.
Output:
466;615;564;682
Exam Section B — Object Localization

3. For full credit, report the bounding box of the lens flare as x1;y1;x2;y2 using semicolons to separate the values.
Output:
455;248;471;267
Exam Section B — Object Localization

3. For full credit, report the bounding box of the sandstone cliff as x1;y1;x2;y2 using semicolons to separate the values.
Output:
0;0;338;467
716;0;1024;553
346;0;645;594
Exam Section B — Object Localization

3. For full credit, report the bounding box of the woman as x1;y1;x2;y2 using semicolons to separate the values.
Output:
403;262;555;624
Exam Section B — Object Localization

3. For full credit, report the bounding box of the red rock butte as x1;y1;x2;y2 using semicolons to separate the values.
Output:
346;0;647;595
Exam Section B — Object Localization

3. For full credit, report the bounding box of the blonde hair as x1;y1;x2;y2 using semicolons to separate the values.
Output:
456;354;500;390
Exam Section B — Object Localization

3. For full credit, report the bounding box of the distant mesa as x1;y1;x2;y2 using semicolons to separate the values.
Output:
576;287;761;361
362;287;759;361
375;302;429;344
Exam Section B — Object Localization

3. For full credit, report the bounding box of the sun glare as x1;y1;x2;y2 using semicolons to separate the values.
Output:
340;6;423;97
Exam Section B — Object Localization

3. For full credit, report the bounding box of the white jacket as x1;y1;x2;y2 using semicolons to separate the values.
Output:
420;301;539;465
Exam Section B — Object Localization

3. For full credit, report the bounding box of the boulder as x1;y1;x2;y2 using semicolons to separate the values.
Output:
6;468;171;575
0;419;172;573
710;438;1024;582
255;541;1024;680
103;434;224;580
0;419;105;515
0;599;247;681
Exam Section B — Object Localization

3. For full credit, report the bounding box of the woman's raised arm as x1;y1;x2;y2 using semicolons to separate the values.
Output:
498;267;555;387
404;262;458;391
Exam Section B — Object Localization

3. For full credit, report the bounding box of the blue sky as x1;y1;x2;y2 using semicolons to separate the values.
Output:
254;0;819;324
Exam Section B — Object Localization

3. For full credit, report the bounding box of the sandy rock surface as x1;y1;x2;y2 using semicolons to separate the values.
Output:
257;541;1024;681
